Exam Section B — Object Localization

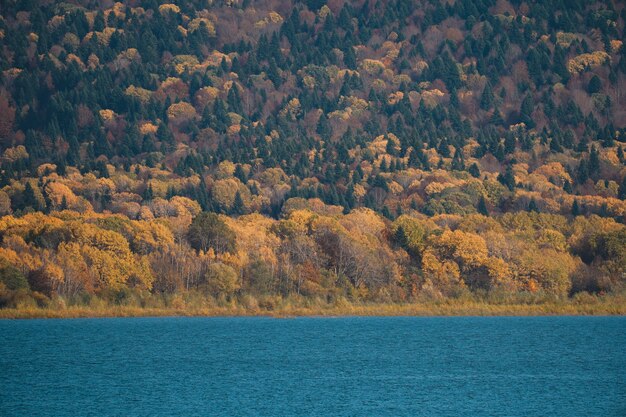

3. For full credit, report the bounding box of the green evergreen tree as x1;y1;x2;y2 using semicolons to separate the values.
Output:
469;163;481;178
480;81;494;110
234;164;247;184
589;147;600;174
571;199;580;216
187;212;237;254
232;190;244;215
587;75;602;94
618;176;626;200
477;195;489;216
577;159;589;184
23;182;40;211
563;180;573;194
498;165;516;191
143;184;154;201
520;94;535;128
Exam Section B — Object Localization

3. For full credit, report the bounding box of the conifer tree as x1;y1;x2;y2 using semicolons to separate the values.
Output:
477;195;489;216
480;82;494;110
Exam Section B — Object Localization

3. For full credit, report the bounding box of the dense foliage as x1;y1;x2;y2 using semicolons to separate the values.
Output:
0;0;624;309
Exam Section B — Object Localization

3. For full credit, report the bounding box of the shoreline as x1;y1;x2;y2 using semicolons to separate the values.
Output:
2;301;625;319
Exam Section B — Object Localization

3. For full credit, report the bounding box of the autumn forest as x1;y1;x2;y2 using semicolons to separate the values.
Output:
0;0;625;316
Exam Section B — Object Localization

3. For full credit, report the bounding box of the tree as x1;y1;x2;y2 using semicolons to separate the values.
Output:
480;82;494;110
498;165;516;191
187;212;237;254
0;191;12;215
577;160;589;183
23;182;45;212
232;191;245;215
519;94;535;128
477;196;489;216
203;262;239;298
589;147;600;175
0;91;15;144
563;180;573;194
619;176;626;200
468;163;480;178
391;215;431;261
143;184;154;201
0;258;29;291
234;164;247;184
587;75;602;94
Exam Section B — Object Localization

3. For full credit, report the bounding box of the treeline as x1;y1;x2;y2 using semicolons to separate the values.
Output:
0;203;624;309
0;0;625;309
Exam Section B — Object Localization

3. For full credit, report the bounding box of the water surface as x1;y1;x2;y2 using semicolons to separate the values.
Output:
1;316;625;416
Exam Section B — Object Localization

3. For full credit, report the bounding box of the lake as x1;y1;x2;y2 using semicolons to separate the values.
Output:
1;316;625;416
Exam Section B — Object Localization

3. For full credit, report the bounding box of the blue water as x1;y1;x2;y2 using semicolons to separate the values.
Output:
1;316;625;416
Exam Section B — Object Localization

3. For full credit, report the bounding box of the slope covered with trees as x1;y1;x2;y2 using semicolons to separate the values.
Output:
0;0;625;312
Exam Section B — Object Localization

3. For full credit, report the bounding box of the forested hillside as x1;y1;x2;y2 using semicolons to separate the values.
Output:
0;0;625;311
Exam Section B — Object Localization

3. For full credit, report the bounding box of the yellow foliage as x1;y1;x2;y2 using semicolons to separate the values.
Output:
139;122;158;135
421;251;463;296
125;86;152;103
0;191;11;215
167;102;197;122
537;229;568;252
254;11;284;28
212;178;250;209
42;263;64;286
532;162;571;186
424;181;457;195
172;55;200;74
224;214;280;268
516;249;577;296
279;98;302;120
37;163;57;177
420;89;445;107
99;109;115;121
66;54;85;70
340;95;368;113
188;18;216;36
610;40;623;53
340;208;386;238
360;59;386;75
567;51;610;74
204;51;231;68
318;5;331;18
432;229;489;268
258;167;288;187
413;60;429;74
2;145;29;161
170;196;201;217
556;32;579;47
195;86;220;107
216;161;236;179
387;91;404;105
0;247;23;269
228;112;243;125
268;11;284;23
368;133;400;156
44;182;79;210
159;4;180;14
281;209;317;234
458;214;503;234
